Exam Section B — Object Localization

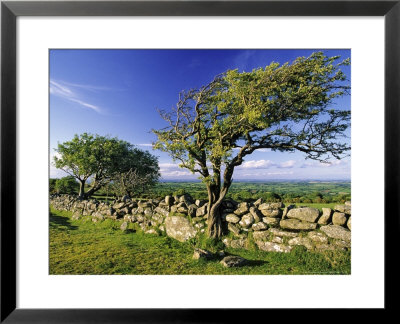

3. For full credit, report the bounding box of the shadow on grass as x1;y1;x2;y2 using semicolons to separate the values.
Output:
49;212;78;231
245;259;269;267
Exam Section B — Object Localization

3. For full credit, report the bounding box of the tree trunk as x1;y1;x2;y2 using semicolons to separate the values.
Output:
85;185;101;198
207;201;223;239
206;184;229;239
78;180;85;199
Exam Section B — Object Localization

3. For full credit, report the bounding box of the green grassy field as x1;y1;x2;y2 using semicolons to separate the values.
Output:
89;180;350;205
50;208;351;275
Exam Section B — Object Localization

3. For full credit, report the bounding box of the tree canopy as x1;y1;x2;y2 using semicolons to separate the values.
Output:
153;52;350;238
110;149;160;198
54;133;160;198
54;176;80;195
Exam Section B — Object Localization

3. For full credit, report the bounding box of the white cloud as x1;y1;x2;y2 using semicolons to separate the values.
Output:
301;159;348;168
50;79;103;114
60;81;119;92
242;170;294;177
159;162;193;178
239;159;275;169
266;171;294;176
238;159;296;170
279;160;296;168
161;170;193;177
137;143;153;147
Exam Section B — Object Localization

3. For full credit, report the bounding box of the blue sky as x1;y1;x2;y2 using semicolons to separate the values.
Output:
50;49;351;181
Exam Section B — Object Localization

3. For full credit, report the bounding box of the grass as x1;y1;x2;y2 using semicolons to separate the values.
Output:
49;208;351;275
293;202;339;211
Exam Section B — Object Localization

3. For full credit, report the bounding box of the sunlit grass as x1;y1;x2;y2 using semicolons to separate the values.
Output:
49;208;350;275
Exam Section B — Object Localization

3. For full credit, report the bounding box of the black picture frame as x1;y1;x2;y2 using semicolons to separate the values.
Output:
1;0;398;322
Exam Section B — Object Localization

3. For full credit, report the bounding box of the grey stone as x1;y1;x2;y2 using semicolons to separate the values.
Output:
177;206;188;213
282;205;295;220
288;237;313;250
347;217;351;230
318;208;332;225
196;205;207;217
145;229;158;235
138;201;152;208
308;231;328;243
144;208;153;217
252;231;270;241
332;212;347;226
271;236;283;244
320;225;351;241
164;216;197;242
228;223;241;236
256;241;292;253
260;209;282;218
252;222;268;231
287;207;320;223
254;198;263;207
154;206;169;218
120;221;128;231
234;205;249;216
258;202;284;210
165;195;174;206
225;214;240;224
334;204;351;215
262;217;280;227
194;222;205;229
220;256;247;268
249;206;262;222
230;238;248;249
92;211;105;220
280;219;317;231
113;202;125;209
238;213;254;228
193;248;213;260
268;228;299;238
222;238;232;247
332;239;351;249
195;199;205;207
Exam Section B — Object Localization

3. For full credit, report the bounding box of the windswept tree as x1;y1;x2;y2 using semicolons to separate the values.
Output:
54;133;159;198
153;52;351;239
111;149;160;198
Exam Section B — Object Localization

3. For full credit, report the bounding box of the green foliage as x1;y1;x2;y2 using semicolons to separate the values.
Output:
54;176;79;195
110;149;160;198
153;52;351;237
49;178;57;194
172;188;186;196
146;181;350;204
53;133;160;198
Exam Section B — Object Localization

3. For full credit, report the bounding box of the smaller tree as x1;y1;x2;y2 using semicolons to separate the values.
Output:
110;149;160;198
55;176;79;195
54;133;136;198
49;178;57;194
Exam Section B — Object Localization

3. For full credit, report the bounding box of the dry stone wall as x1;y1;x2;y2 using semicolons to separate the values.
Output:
50;194;351;252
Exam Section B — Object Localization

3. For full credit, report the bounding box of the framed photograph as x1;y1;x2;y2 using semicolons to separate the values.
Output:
1;0;398;321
